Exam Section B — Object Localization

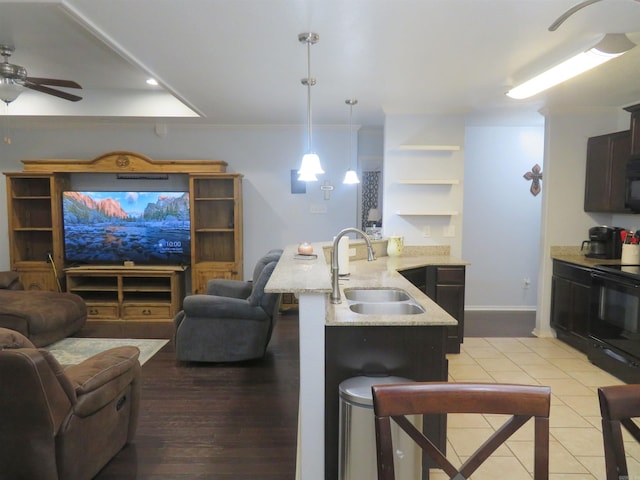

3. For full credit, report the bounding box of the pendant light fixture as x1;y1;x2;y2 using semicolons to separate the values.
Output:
297;32;323;182
343;99;360;184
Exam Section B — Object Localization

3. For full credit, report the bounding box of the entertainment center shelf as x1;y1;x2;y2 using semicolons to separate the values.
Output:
65;266;186;322
4;151;244;323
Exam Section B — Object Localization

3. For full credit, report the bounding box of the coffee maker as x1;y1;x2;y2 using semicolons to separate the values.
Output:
581;226;623;259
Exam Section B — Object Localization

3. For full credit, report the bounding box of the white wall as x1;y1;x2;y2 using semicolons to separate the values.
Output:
462;125;544;310
537;108;630;336
383;114;465;258
0;121;359;278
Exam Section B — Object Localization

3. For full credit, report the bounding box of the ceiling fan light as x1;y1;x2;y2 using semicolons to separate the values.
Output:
506;34;635;100
0;77;23;104
343;169;360;184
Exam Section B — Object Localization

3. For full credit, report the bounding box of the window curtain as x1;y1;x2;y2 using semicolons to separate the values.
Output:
361;170;381;228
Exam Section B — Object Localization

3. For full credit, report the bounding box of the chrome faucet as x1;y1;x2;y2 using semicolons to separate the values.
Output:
330;227;376;304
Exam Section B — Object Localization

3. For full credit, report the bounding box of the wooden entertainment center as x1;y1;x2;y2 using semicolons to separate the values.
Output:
4;151;243;325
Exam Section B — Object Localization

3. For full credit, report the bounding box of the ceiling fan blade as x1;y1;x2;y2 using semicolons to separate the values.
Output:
23;81;82;102
548;0;603;31
25;77;82;89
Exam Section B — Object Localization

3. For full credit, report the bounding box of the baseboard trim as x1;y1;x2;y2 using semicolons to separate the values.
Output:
464;310;536;338
465;306;536;312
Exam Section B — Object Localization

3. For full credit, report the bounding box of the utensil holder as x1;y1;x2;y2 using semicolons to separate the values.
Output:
621;244;640;264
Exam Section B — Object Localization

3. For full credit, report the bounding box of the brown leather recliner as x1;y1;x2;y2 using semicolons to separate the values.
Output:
0;328;141;480
0;271;87;347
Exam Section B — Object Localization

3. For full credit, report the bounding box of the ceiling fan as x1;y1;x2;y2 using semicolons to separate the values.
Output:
0;44;82;104
549;0;640;31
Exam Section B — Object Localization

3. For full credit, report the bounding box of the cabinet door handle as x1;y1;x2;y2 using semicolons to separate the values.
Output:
89;308;99;315
142;309;152;315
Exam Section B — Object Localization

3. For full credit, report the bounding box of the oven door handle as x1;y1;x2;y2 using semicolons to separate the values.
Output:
591;271;640;289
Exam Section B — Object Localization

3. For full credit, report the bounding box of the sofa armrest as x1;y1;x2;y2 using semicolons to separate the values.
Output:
65;346;140;417
0;271;22;290
183;294;268;321
206;279;252;298
0;327;35;349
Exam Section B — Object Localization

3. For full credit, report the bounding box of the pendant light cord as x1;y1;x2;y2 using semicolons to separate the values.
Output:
305;38;314;153
348;101;353;167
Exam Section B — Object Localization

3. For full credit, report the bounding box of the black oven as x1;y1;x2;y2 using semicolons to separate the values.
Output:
589;266;640;380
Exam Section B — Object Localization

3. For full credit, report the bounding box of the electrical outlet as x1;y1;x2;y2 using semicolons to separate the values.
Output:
523;277;531;289
422;225;431;237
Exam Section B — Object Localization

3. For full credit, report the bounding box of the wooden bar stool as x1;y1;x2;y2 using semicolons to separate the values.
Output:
372;382;551;480
598;384;640;480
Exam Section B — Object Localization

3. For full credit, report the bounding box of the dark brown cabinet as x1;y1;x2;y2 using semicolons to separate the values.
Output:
624;103;640;158
550;260;592;351
400;265;465;353
426;266;465;354
584;130;631;213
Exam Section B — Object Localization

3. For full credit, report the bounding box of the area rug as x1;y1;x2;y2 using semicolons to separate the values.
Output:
44;338;169;366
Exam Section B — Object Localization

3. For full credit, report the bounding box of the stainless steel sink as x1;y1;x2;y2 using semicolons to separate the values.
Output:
344;287;425;315
344;288;411;303
348;302;425;315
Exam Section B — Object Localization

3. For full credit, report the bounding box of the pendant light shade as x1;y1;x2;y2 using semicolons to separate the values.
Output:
297;33;323;182
343;169;359;184
298;152;324;181
343;99;360;185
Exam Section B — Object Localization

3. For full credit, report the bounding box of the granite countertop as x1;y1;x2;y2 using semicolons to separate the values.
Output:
550;246;623;268
266;241;467;327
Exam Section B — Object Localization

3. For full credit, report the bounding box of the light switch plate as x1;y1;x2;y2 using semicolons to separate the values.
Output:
309;203;327;214
443;225;456;237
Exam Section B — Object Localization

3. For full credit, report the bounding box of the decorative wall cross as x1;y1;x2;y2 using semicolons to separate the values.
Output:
523;164;543;196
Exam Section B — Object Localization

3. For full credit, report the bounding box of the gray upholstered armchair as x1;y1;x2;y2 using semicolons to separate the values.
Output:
174;250;283;362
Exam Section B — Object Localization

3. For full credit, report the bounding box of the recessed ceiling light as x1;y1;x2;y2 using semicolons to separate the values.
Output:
146;78;158;86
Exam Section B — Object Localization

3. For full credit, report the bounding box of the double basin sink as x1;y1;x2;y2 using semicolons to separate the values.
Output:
344;288;425;315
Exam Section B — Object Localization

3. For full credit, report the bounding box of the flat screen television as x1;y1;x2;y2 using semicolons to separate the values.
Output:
62;191;191;265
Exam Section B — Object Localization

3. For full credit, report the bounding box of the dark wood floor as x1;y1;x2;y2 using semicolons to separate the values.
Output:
94;312;300;480
89;308;528;478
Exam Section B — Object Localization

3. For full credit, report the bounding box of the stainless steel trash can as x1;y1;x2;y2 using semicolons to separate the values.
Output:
338;375;421;480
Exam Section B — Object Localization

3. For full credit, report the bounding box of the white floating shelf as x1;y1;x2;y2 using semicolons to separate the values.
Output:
396;211;459;216
397;179;459;185
397;144;461;151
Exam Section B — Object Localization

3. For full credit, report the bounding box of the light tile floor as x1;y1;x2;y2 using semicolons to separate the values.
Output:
431;336;640;480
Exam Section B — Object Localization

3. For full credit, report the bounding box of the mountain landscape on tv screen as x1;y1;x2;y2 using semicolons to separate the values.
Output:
62;191;190;264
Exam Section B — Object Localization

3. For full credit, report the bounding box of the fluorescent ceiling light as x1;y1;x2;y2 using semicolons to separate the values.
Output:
506;34;635;100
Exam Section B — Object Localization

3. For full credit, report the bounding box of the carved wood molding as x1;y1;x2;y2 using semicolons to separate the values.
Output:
20;150;228;174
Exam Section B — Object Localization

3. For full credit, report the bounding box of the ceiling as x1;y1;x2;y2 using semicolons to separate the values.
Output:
1;0;640;128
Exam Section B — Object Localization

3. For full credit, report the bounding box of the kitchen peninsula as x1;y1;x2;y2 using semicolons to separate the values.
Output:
265;240;467;480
